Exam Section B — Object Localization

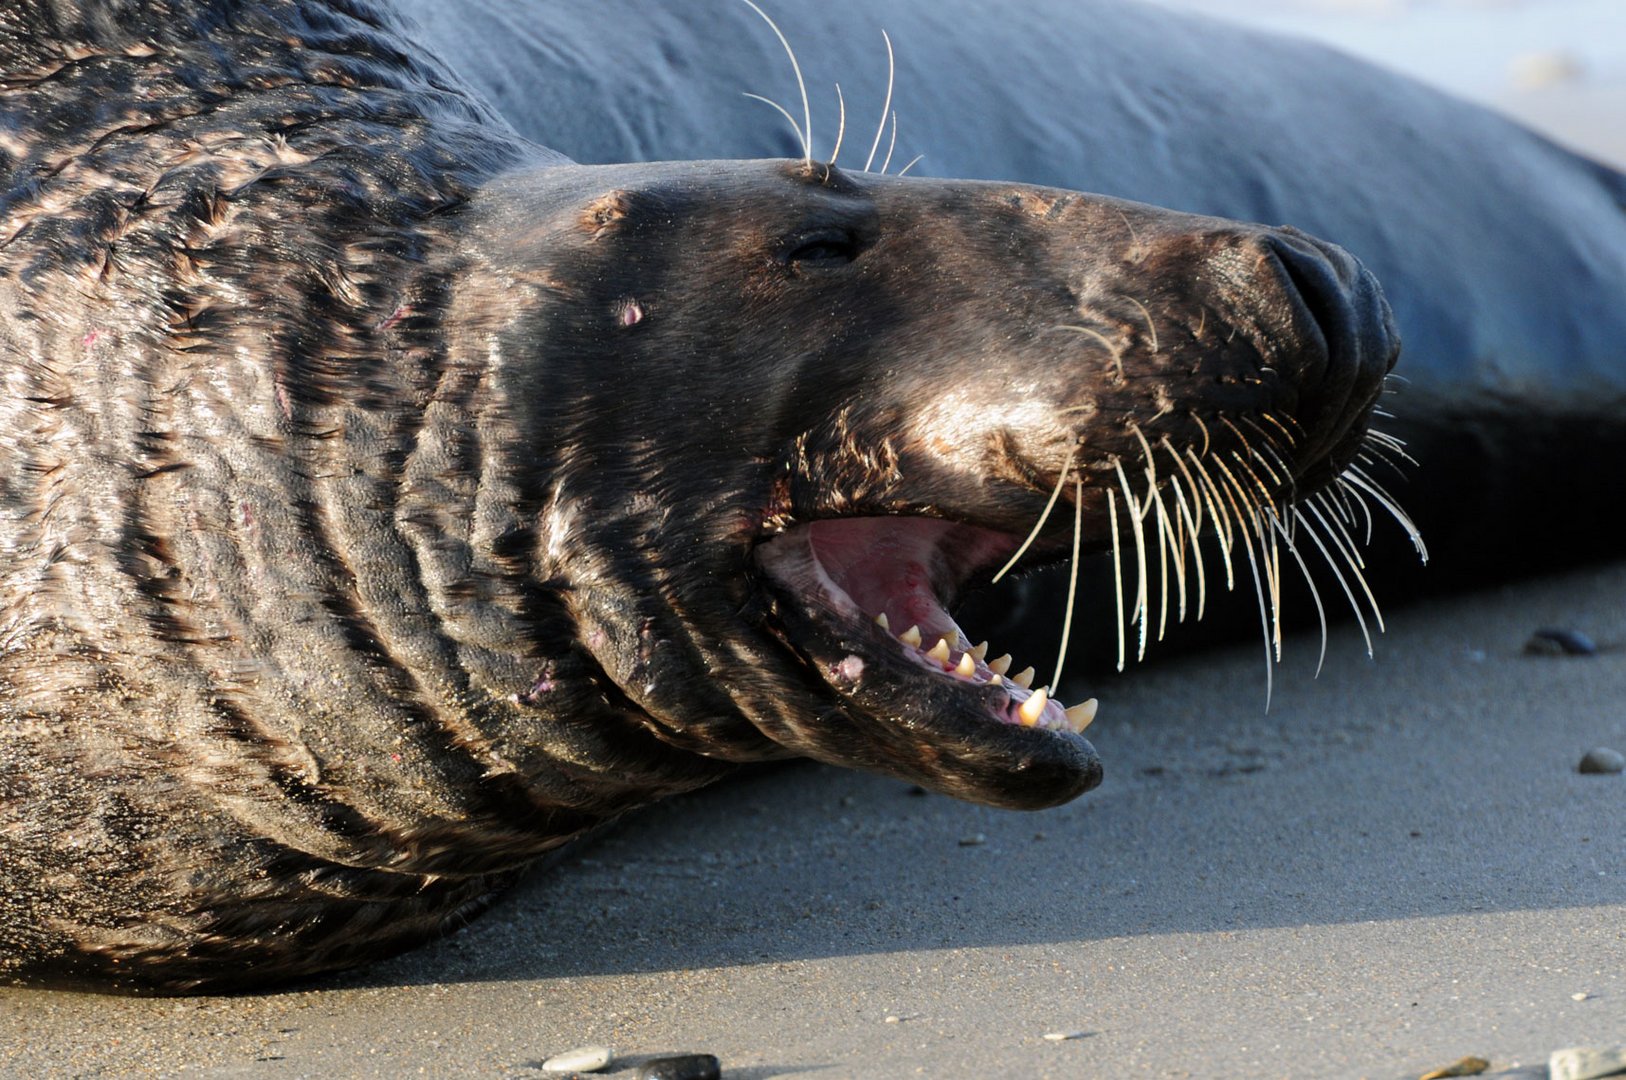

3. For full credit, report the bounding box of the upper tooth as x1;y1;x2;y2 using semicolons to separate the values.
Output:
989;673;1004;686
926;638;952;662
969;641;989;661
1065;699;1099;732
874;612;890;630
954;653;976;679
1012;666;1035;689
901;625;923;648
988;654;1012;675
1018;686;1048;725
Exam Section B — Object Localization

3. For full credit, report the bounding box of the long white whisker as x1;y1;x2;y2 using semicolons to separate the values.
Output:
1129;424;1174;641
1343;467;1428;561
829;84;847;167
1151;474;1172;642
1299;502;1375;656
1308;496;1386;639
1053;478;1085;694
1186;449;1235;589
1314;488;1370;574
1358;441;1415;482
1271;510;1330;676
1213;456;1282;662
991;444;1077;583
742;93;807;154
1364;427;1417;460
862;29;896;172
1166;466;1205;621
1337;475;1377;545
880;111;898;174
1114;458;1151;662
896;154;925;176
1236;505;1275;709
1109;488;1127;673
1162;434;1207;538
1228;448;1280;518
741;0;812;163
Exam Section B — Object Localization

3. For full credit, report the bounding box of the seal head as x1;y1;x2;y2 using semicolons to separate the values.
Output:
465;160;1398;812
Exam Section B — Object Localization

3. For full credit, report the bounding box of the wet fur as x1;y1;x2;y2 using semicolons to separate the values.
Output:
0;0;1395;991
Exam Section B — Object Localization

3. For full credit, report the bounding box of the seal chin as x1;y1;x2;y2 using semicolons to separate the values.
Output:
756;517;1104;810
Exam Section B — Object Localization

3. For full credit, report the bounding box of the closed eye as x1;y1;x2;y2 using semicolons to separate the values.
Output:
785;230;862;268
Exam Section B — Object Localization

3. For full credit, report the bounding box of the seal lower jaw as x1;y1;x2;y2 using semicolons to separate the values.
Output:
755;517;1105;808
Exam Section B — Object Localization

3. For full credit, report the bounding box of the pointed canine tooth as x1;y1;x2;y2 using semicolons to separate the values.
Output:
989;673;1004;686
1018;686;1048;726
970;641;989;662
1065;698;1099;732
988;654;1012;675
954;652;976;679
901;625;922;648
1012;666;1036;689
874;612;890;631
927;638;952;662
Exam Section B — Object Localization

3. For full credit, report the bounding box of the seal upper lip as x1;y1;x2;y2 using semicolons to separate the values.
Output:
756;516;1101;739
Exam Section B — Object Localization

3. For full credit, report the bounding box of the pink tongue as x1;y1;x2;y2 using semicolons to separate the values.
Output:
756;519;1082;733
802;519;962;639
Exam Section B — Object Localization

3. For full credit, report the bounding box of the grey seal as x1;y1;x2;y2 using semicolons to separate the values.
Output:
0;0;1397;991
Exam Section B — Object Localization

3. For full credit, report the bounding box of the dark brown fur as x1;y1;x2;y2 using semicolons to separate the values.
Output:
0;0;1396;991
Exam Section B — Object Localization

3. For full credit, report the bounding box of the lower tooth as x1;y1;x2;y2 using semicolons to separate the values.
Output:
1064;698;1099;732
1018;686;1048;726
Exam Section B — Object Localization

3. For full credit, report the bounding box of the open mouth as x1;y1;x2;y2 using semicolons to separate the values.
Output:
755;516;1098;737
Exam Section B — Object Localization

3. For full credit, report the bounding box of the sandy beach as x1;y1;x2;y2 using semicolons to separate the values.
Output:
4;560;1624;1078
2;2;1623;1077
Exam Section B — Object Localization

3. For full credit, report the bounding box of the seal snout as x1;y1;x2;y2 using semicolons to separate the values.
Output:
1256;226;1401;487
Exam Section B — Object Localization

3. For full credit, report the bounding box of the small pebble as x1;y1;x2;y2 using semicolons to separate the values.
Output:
1572;991;1592;1001
1550;1045;1626;1080
1578;748;1625;775
884;1015;901;1024
958;833;986;846
541;1044;613;1074
1418;1056;1489;1079
633;1053;721;1080
1524;628;1597;656
1043;1031;1090;1042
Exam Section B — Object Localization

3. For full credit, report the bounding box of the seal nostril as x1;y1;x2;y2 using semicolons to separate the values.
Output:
1270;236;1352;354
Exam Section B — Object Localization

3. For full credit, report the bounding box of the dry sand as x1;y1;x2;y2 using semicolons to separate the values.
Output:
3;2;1624;1077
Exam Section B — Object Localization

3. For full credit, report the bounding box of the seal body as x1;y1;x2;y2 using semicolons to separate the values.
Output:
1;0;1398;992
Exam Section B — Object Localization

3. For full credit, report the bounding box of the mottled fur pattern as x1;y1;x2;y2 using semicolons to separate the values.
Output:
1;1;1396;992
0;0;713;991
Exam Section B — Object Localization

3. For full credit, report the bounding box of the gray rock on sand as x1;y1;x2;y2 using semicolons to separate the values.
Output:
1577;748;1626;775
